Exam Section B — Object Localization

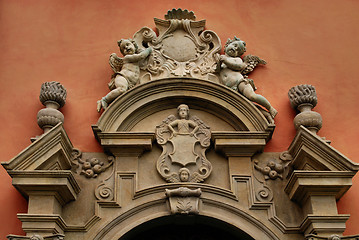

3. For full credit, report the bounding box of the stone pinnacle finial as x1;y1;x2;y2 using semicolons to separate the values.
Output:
288;84;322;134
37;81;67;134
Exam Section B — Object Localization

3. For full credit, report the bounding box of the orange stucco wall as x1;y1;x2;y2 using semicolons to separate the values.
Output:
1;0;359;238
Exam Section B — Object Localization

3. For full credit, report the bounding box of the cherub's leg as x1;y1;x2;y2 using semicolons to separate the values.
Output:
97;75;128;112
238;82;278;118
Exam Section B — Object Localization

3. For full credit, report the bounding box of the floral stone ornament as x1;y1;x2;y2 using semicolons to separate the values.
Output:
156;104;212;183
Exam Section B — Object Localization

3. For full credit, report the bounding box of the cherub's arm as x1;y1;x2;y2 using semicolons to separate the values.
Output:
168;120;179;136
124;47;152;63
188;120;199;136
220;55;247;71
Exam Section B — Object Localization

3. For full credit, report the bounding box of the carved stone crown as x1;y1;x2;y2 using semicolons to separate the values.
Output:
165;8;196;20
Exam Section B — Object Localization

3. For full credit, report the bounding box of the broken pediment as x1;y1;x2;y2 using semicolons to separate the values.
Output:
2;123;73;171
288;126;359;172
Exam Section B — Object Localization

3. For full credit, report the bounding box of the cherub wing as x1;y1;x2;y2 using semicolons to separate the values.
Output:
190;172;205;183
155;115;176;144
109;53;124;73
241;54;267;75
191;115;211;148
166;173;180;183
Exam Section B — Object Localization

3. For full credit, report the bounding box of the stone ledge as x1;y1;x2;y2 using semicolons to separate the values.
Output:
95;132;155;157
285;171;354;204
301;214;350;235
8;170;80;205
17;214;67;235
212;131;271;157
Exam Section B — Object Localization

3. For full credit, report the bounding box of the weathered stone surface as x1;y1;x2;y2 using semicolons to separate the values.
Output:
2;9;359;240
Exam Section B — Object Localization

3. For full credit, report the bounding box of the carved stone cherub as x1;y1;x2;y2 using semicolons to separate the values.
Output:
216;37;277;118
97;39;152;112
168;104;199;137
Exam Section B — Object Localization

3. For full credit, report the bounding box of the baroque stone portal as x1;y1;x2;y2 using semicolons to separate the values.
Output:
3;8;359;240
156;104;211;183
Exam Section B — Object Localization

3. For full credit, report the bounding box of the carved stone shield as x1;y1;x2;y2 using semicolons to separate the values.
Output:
155;106;212;183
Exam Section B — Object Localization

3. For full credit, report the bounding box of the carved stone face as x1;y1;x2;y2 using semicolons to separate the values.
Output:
225;40;246;57
179;170;189;182
178;107;188;119
120;39;136;55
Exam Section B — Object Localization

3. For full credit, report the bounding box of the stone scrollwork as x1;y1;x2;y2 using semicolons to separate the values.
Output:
156;104;212;183
96;9;223;112
165;187;201;214
70;148;82;171
255;185;273;202
95;157;116;201
95;182;114;201
130;8;221;82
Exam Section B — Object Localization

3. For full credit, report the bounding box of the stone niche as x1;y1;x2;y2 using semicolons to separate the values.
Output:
3;9;359;240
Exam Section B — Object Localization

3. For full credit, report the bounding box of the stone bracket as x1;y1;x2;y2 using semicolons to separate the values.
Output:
8;170;80;205
285;171;355;204
165;187;201;214
212;131;271;157
94;131;155;157
17;214;67;235
300;214;350;236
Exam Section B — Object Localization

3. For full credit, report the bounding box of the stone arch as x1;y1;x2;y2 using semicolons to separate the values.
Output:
92;197;280;240
119;215;255;240
94;78;274;133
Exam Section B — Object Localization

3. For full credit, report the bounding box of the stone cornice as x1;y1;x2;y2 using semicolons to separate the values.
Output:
285;170;355;203
2;123;73;171
7;170;80;205
212;131;271;157
94;131;155;157
288;126;359;171
94;78;275;133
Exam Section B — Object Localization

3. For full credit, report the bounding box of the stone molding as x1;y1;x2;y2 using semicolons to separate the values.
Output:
93;78;274;133
2;123;73;171
212;131;272;157
7;170;80;204
285;171;355;203
288;126;359;171
94;131;155;157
